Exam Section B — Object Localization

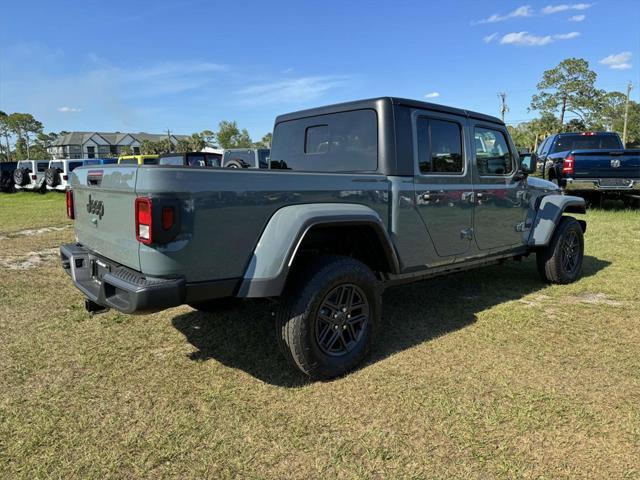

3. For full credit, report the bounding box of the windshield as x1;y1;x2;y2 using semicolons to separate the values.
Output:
551;134;622;153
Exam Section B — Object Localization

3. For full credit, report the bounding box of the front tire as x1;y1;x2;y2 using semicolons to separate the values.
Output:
537;216;584;284
276;256;380;380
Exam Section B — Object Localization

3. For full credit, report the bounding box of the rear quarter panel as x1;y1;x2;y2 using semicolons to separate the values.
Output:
135;167;391;282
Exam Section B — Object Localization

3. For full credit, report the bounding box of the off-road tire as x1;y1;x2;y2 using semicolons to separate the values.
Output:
537;216;584;284
276;255;380;380
45;167;60;187
13;168;29;186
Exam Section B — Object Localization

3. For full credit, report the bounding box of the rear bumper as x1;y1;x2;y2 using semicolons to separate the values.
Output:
565;178;640;193
60;244;238;314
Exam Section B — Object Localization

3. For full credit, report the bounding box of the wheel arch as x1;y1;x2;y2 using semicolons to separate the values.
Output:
528;194;586;246
237;203;400;298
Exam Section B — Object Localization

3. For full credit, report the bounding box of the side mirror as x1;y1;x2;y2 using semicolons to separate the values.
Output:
520;153;538;175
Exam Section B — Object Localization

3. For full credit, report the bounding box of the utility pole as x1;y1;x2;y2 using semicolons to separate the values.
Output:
622;82;633;147
498;92;509;122
166;128;172;153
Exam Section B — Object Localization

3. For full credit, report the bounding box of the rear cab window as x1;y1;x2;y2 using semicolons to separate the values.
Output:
270;109;378;172
550;133;623;153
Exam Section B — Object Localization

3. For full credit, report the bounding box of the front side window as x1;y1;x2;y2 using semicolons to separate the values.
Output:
475;127;514;176
270;109;377;172
417;118;464;174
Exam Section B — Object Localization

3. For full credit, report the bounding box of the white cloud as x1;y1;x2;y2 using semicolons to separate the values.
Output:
474;5;533;24
554;32;581;40
424;92;440;98
600;51;633;70
541;3;593;14
500;31;580;46
484;32;499;43
57;106;82;112
237;76;348;105
569;14;586;21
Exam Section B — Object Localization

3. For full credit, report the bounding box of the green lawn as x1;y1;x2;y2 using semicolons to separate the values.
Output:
1;193;639;478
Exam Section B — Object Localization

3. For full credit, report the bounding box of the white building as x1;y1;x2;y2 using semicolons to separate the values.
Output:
47;132;190;159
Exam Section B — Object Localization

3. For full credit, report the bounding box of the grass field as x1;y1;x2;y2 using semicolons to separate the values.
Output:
1;192;639;478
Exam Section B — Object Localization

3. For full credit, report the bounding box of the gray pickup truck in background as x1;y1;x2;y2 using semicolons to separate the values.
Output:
61;97;586;379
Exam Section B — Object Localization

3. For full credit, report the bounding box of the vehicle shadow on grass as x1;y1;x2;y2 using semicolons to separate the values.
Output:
171;255;610;387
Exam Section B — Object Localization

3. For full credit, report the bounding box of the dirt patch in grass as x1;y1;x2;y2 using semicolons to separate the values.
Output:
0;247;60;270
0;225;70;240
562;292;624;306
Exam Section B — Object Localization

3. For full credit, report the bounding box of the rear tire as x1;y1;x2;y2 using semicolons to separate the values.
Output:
276;255;380;380
536;216;584;284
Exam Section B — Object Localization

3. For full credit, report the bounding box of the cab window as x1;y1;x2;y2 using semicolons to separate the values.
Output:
474;127;514;176
417;118;464;174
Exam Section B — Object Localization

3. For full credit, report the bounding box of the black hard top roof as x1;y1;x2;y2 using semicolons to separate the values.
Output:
275;97;504;125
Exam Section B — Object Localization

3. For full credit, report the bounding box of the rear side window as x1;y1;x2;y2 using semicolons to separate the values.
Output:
69;162;83;171
475;127;514;176
417;118;464;174
270;109;377;172
225;150;254;166
160;155;184;166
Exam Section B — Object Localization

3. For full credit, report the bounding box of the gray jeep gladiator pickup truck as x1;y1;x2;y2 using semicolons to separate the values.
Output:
61;97;586;379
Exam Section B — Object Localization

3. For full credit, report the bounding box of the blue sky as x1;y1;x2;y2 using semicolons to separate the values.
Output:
1;0;638;139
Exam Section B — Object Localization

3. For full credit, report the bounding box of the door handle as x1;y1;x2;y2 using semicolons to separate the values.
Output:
461;191;475;203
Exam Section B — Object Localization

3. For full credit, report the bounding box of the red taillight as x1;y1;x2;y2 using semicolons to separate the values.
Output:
31;174;37;180
66;190;74;219
62;174;68;181
135;197;153;244
563;154;575;175
162;207;174;230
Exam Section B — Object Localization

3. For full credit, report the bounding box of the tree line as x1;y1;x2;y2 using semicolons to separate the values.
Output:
1;57;637;162
0;115;272;162
509;57;639;151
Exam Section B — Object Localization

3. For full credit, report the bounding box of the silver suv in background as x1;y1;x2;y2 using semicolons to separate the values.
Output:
45;160;86;192
222;148;270;169
13;160;50;192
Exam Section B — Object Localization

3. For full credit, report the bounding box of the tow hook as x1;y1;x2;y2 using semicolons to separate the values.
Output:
85;299;110;315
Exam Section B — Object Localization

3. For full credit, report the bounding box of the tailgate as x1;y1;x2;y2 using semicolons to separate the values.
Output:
572;150;640;179
71;166;140;271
